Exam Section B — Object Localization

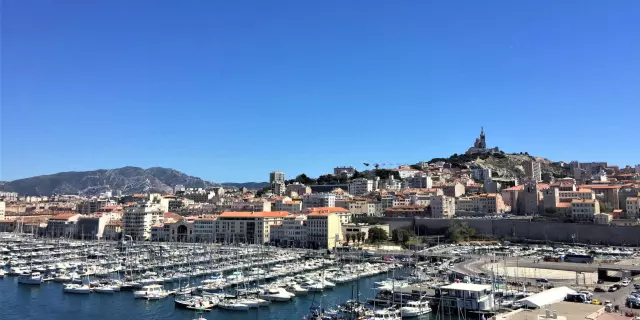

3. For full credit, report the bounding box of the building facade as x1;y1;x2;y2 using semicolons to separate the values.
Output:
571;199;600;222
122;203;164;240
348;178;374;196
306;211;342;249
302;193;336;209
430;195;456;218
523;160;542;182
215;211;290;244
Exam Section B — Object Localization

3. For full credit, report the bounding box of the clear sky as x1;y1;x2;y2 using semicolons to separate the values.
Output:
2;0;639;182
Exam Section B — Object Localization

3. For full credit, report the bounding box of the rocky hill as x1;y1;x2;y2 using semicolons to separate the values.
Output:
429;152;570;181
0;167;214;196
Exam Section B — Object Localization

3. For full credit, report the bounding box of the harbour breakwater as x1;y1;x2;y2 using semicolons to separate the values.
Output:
379;217;640;246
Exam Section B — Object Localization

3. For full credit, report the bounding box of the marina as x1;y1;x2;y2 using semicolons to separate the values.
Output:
3;234;640;320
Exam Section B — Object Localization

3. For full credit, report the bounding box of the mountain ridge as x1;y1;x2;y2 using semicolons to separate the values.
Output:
0;167;266;196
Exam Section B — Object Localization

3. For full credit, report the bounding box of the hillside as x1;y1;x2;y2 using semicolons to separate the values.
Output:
430;153;570;180
0;167;213;196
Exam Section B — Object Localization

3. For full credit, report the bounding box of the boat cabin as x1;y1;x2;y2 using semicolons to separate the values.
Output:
437;283;494;312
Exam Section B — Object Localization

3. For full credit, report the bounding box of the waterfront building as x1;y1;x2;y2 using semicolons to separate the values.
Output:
76;215;110;239
102;222;122;240
122;203;164;240
341;223;389;243
302;193;336;209
46;213;81;238
306;209;342;249
348;178;374;196
571;199;600;222
193;216;216;242
626;197;640;218
215;211;290;244
594;213;612;225
269;215;307;247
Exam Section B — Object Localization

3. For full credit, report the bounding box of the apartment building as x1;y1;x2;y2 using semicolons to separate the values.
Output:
523;160;542;182
274;199;303;213
231;199;271;212
594;213;612;225
122;203;164;240
0;200;5;220
430;195;456;218
455;194;506;214
304;207;351;225
270;171;285;184
215;211;290;244
180;188;215;203
406;174;433;189
581;185;621;210
441;183;466;198
346;200;381;217
559;189;596;202
306;210;342;249
626;197;640;218
384;205;427;217
271;180;286;196
269;215;307;247
571;199;600;222
348;178;374;196
285;183;311;197
381;195;410;209
302;193;336;209
193;217;217;242
380;176;402;191
76;198;115;214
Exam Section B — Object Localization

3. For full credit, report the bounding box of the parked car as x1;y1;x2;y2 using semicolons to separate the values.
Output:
594;287;605;292
608;286;618;292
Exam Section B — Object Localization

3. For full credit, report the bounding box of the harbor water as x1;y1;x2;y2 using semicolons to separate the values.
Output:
0;267;437;320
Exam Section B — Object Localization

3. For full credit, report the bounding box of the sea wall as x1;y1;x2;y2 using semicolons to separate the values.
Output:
396;218;640;246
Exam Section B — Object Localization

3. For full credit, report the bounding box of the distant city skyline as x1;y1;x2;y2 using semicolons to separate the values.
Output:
2;1;639;182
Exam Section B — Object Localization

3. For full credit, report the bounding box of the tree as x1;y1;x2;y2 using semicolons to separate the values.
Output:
445;222;477;243
391;228;415;244
358;232;366;243
368;227;388;243
352;216;381;225
295;173;315;185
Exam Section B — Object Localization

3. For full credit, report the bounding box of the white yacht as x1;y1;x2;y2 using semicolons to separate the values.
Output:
18;272;43;285
0;269;5;278
400;301;431;318
133;284;167;299
217;299;249;311
63;284;91;294
373;309;402;320
93;285;116;294
259;288;293;302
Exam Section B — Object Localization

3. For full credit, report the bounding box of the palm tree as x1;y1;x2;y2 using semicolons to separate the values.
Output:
359;232;366;243
346;234;352;244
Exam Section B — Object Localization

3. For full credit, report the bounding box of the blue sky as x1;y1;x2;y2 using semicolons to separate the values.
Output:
2;0;639;182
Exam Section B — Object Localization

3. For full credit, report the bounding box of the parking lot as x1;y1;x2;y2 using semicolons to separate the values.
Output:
591;281;640;308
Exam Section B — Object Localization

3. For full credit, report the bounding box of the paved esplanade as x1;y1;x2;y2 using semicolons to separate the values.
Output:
517;261;640;273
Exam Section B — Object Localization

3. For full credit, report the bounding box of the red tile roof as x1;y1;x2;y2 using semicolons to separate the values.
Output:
219;211;290;218
304;207;349;216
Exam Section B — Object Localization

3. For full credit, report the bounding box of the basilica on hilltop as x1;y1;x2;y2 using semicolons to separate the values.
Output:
466;127;500;155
